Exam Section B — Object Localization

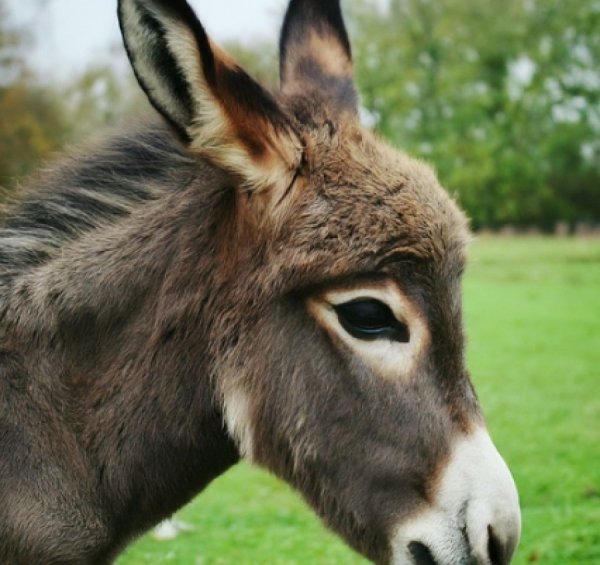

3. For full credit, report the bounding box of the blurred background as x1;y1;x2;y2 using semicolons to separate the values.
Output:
2;0;599;232
1;0;598;563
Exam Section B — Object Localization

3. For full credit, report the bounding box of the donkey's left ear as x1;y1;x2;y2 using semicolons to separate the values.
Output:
280;0;357;115
118;0;302;194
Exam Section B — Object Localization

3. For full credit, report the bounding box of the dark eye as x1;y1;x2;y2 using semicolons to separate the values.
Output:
333;299;410;342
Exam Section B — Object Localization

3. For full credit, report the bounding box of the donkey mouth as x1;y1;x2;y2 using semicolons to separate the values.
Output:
396;526;518;565
401;522;516;565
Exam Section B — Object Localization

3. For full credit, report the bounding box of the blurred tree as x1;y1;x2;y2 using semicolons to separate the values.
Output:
1;0;598;229
0;0;25;82
0;80;67;187
348;0;600;229
0;0;67;191
0;0;147;193
62;49;149;141
224;40;278;89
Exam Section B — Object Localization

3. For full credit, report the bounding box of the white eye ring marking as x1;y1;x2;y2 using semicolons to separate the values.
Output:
307;281;429;380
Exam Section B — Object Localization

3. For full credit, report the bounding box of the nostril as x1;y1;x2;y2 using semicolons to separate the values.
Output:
487;525;506;565
408;541;438;565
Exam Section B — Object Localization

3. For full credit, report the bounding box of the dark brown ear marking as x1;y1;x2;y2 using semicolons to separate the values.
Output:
211;53;294;159
119;0;302;193
279;0;357;114
118;0;291;151
118;0;212;142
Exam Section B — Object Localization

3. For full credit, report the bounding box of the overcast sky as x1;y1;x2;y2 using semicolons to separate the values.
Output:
9;0;288;78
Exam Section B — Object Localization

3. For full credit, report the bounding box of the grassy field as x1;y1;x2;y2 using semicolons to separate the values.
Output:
118;237;600;565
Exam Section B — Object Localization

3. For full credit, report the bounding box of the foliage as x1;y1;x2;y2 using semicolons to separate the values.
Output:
348;0;600;229
0;77;67;188
0;0;147;193
62;55;148;141
0;0;64;189
224;40;278;90
116;236;600;564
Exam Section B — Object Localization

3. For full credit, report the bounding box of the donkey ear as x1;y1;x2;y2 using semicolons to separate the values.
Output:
118;0;302;193
280;0;357;115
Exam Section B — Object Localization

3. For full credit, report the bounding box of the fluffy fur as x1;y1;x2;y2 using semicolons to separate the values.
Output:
0;1;486;564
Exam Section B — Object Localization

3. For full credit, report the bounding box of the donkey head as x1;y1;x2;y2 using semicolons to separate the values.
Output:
119;0;521;563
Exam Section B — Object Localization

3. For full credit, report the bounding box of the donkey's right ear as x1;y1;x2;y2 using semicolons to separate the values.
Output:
118;0;302;194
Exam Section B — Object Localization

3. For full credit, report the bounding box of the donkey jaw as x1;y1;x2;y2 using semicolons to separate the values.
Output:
390;427;521;565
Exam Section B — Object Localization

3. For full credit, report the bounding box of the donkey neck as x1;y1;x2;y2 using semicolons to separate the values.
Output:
0;128;241;536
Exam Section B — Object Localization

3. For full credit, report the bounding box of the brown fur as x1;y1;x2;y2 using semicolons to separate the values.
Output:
0;1;487;563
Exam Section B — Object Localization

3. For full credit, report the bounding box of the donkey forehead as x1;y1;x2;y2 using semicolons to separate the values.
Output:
282;124;470;270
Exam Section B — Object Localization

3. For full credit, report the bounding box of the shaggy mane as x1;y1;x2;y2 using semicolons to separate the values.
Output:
0;125;194;288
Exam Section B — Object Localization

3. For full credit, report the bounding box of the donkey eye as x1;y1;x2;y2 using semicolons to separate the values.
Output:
333;299;409;343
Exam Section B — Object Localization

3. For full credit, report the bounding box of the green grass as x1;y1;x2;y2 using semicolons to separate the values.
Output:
464;237;600;564
118;237;600;565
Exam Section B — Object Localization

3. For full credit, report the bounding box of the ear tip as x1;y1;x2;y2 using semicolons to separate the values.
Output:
118;0;210;52
280;0;351;56
118;0;197;22
279;0;356;114
284;0;346;23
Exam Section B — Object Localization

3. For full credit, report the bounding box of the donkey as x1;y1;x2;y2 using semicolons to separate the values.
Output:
0;0;520;563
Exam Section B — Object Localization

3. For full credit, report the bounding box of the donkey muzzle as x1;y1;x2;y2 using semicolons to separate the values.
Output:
391;427;521;565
